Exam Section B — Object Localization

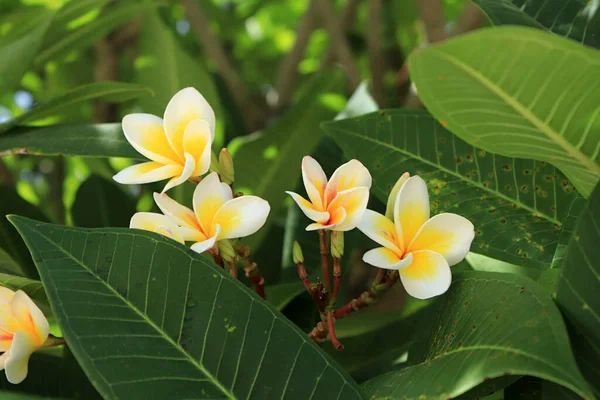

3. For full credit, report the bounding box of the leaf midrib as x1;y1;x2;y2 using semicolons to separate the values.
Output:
425;47;600;176
326;123;563;224
34;228;236;399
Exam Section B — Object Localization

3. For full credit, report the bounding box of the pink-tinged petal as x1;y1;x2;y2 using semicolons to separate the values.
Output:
400;250;451;300
154;225;185;244
0;328;13;352
193;172;233;234
363;248;413;270
357;209;402;253
324;159;371;205
301;156;327;210
163;87;216;159
305;207;346;231
408;213;475;266
394;175;430;249
162;153;196;193
10;291;48;346
190;225;221;254
113;162;181;185
121;114;180;164
153;192;200;231
183;120;212;176
4;330;37;384
326;187;369;231
286;191;329;223
212;196;270;240
385;172;410;220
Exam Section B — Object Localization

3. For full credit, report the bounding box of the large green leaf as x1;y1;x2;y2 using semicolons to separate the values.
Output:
34;0;159;66
0;82;152;134
0;124;138;159
361;271;593;399
323;109;580;268
43;0;112;46
135;12;223;146
9;217;365;400
0;14;51;94
231;69;345;249
408;26;600;198
0;247;23;276
473;0;600;49
72;175;136;228
556;183;600;396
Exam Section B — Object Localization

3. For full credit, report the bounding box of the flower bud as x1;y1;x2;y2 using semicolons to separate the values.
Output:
330;231;344;258
218;239;237;264
292;241;304;264
385;172;410;219
219;148;235;184
210;150;221;174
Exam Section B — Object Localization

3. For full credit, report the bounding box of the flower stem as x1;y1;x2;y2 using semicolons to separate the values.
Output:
333;270;399;319
208;248;224;269
308;321;327;344
228;261;238;278
244;262;266;299
42;335;66;348
330;256;342;305
318;230;331;293
327;310;343;351
188;176;201;184
296;260;322;310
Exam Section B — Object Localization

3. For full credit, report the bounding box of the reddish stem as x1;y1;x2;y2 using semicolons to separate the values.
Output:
228;261;238;278
333;270;399;319
331;256;342;305
318;230;331;293
327;310;344;351
208;248;224;269
308;321;327;344
297;261;322;310
244;262;266;299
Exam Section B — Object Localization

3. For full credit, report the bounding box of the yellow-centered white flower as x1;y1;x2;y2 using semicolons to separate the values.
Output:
358;175;475;299
113;87;215;193
130;172;270;254
0;287;49;384
286;156;371;231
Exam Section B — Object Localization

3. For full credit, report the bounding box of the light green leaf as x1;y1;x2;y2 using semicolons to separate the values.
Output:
0;14;51;94
409;26;600;197
135;11;223;147
362;271;594;400
72;175;136;228
35;0;160;66
9;217;365;400
556;183;600;396
0;82;153;134
0;123;139;159
473;0;600;48
44;0;112;44
322;109;580;268
231;69;345;249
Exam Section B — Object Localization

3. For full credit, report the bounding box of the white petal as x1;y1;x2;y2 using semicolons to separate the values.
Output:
162;153;196;193
153;192;199;231
4;330;36;384
10;291;48;346
212;196;270;240
363;248;413;270
326;187;370;231
113;162;181;185
358;209;402;253
286;191;329;223
183;119;212;176
190;225;221;254
408;213;475;266
324;159;371;206
306;207;346;231
121;114;180;164
385;172;410;220
301;156;327;210
400;250;451;300
193;172;233;234
394;175;430;249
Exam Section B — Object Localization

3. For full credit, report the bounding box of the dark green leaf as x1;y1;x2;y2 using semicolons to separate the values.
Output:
323;109;580;268
408;26;600;197
0;124;139;159
556;183;600;396
0;82;153;134
9;217;365;400
0;247;23;276
72;175;136;228
473;0;600;48
362;271;593;399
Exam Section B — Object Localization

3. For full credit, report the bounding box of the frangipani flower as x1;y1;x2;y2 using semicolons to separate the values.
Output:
286;156;371;231
0;287;49;384
113;87;215;193
130;172;270;254
358;175;474;299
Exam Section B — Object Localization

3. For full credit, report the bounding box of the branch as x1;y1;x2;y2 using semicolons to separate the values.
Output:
315;0;361;89
275;0;319;111
366;0;385;106
181;0;265;130
321;0;360;66
450;3;486;36
94;38;119;122
417;0;447;44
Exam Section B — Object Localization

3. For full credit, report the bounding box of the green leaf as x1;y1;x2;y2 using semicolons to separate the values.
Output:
135;11;223;147
0;123;139;159
556;183;600;396
0;247;23;276
0;14;51;94
408;26;600;198
44;0;112;44
35;0;160;66
9;217;365;400
72;175;136;228
0;82;153;134
0;272;47;305
0;185;48;278
0;393;64;400
361;271;594;400
473;0;600;49
231;69;345;249
323;109;580;268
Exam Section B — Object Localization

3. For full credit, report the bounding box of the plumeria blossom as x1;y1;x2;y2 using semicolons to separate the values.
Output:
130;172;270;254
0;287;49;384
286;156;371;231
113;87;215;193
358;175;474;299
